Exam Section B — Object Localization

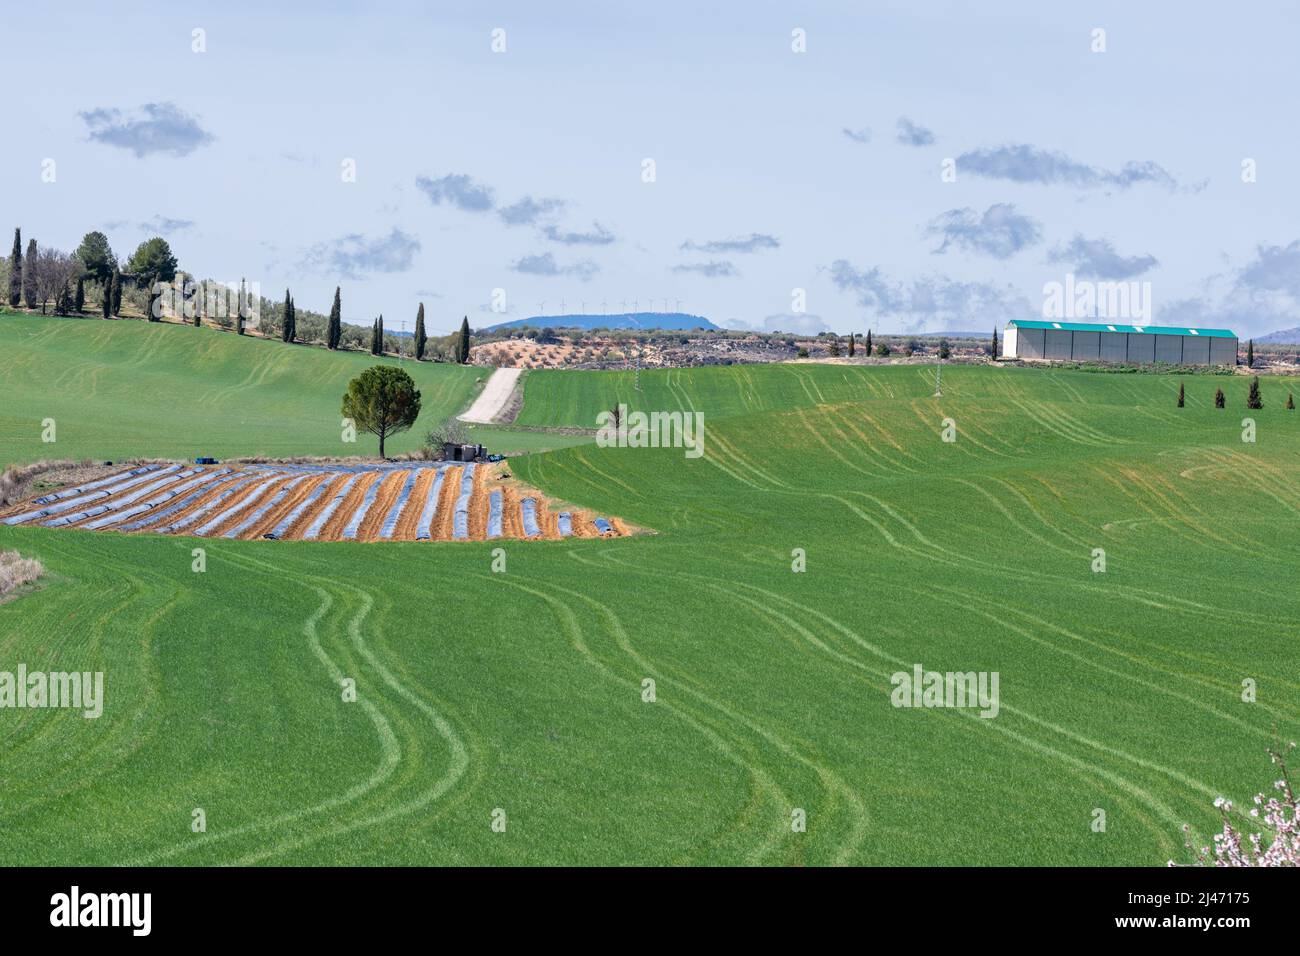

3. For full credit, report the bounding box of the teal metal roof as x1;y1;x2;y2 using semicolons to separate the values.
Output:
1007;319;1236;339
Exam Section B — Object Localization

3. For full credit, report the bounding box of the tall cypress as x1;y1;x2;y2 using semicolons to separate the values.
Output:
865;329;873;357
414;303;427;360
8;228;21;308
73;275;85;313
101;275;112;318
23;238;37;309
110;270;122;316
456;316;471;364
289;296;296;342
1246;375;1263;410
327;287;341;349
1176;382;1185;408
847;331;855;358
991;326;999;358
371;315;383;355
1246;339;1254;368
282;289;294;343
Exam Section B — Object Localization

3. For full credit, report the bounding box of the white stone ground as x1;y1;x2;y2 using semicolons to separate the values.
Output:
458;367;523;424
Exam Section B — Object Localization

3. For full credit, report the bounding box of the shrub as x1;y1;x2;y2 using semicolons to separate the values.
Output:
1247;376;1263;410
876;343;891;357
797;346;809;358
1214;388;1226;408
0;549;44;598
1177;382;1185;408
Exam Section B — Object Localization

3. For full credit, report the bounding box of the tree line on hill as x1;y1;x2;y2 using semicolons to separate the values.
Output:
2;226;474;363
1177;376;1291;410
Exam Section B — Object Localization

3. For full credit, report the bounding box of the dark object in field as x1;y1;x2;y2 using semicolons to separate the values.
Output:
442;442;487;462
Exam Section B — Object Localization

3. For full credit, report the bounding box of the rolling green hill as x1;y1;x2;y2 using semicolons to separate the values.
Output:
1;322;1297;865
513;361;1246;429
0;315;482;463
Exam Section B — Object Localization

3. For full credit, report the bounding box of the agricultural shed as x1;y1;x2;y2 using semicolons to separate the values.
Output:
1002;320;1236;366
442;442;487;462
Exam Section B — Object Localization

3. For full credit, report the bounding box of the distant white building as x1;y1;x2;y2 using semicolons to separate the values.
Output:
1001;320;1237;366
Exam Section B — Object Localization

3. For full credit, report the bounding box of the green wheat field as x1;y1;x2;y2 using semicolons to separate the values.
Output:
1;315;1296;865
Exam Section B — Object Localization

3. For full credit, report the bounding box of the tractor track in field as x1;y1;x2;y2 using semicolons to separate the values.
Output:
582;546;1203;853
130;554;470;865
551;572;873;865
491;576;794;865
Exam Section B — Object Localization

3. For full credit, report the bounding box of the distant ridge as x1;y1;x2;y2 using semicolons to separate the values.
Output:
1257;327;1300;344
485;311;718;332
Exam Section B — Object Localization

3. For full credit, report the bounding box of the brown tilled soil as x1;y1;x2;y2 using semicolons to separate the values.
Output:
0;459;172;513
466;466;490;541
238;473;332;540
132;472;250;532
499;485;523;539
391;469;435;540
204;476;291;537
5;461;635;543
319;472;379;541
281;472;352;539
355;470;409;542
429;467;462;540
53;470;183;529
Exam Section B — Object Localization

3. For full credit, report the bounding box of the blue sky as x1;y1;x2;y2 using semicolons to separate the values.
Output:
8;1;1300;336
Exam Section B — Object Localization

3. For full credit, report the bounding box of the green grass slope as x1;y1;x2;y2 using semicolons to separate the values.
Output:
514;361;1253;429
0;315;482;463
1;340;1298;865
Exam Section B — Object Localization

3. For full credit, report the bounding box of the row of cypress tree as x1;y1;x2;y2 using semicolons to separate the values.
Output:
1181;377;1289;409
6;233;473;364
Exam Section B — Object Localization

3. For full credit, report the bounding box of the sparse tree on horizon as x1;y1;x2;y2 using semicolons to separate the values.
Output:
125;237;178;315
73;231;117;284
456;316;471;364
23;238;37;309
1247;375;1263;410
327;287;342;349
282;289;295;343
8;228;21;308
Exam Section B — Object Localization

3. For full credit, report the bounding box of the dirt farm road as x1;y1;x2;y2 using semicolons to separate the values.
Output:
458;367;524;424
